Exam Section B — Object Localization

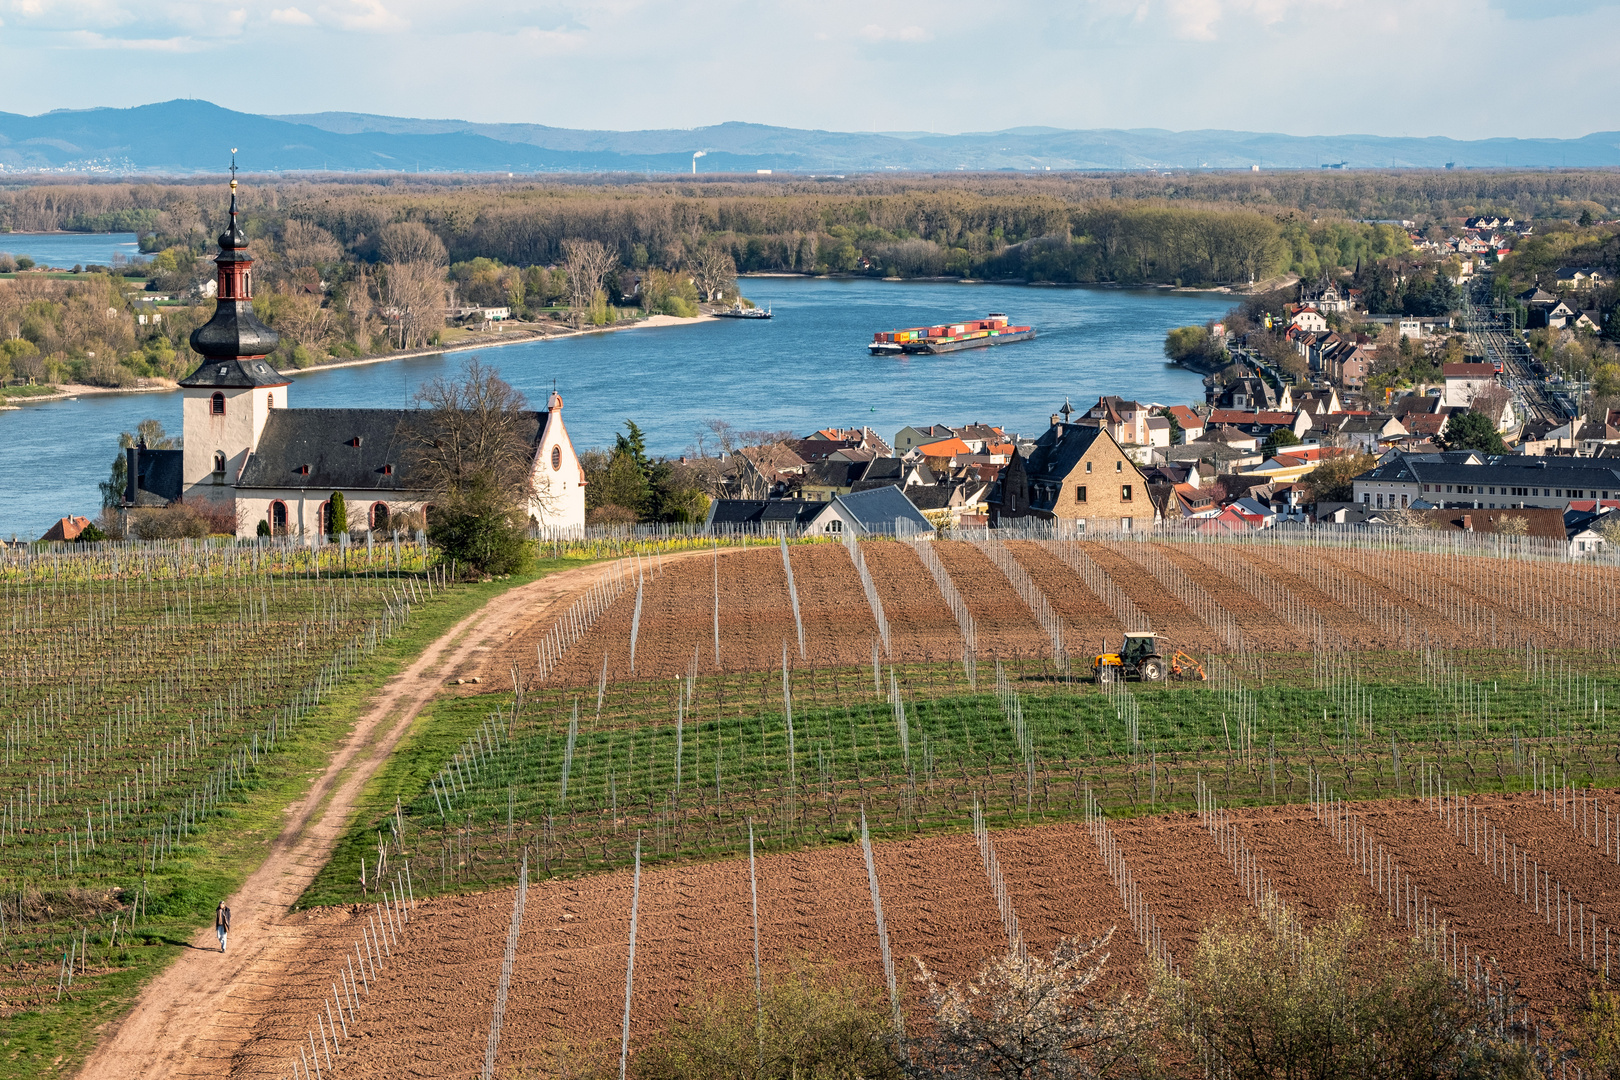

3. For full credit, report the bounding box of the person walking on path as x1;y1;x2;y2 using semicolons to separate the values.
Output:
215;902;231;953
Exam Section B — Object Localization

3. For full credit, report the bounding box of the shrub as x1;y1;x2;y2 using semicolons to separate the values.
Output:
130;505;208;540
912;930;1150;1080
637;959;901;1080
1153;902;1537;1080
328;491;347;538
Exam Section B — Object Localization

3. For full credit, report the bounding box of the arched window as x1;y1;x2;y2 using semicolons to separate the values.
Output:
212;450;226;477
551;445;562;470
319;500;332;536
270;500;288;534
267;392;276;409
211;392;226;416
370;502;390;530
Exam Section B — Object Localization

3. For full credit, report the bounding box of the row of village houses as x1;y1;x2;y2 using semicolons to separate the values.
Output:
705;389;1620;555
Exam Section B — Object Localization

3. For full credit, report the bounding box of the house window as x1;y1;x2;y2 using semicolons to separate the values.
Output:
1376;494;1384;508
1120;517;1133;532
211;392;226;416
1076;485;1088;502
1085;461;1092;474
212;450;226;478
551;445;562;470
1121;484;1132;502
1362;493;1370;504
270;500;288;534
1401;494;1408;508
371;502;390;530
828;519;843;534
1115;460;1123;472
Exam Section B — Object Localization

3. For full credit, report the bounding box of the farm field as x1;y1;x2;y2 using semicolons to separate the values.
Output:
249;790;1620;1077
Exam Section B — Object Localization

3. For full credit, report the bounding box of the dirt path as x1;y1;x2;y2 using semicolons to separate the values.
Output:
75;562;617;1080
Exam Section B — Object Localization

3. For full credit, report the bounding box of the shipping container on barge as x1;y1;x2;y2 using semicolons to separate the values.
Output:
868;313;1035;355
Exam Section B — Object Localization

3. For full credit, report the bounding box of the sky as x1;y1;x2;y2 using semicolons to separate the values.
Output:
1;0;1618;139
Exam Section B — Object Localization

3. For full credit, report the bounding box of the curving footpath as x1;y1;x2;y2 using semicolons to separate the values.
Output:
75;562;615;1080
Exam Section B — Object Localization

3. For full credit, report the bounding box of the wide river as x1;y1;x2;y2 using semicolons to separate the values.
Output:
0;274;1232;539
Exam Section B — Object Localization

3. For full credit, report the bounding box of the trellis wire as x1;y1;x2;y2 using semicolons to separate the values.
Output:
781;537;806;659
844;536;892;656
482;849;528;1080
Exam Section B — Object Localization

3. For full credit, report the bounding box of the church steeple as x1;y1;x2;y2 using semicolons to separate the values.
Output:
185;151;282;373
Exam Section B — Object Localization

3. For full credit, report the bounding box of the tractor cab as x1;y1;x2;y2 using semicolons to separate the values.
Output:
1120;632;1158;665
1093;631;1166;683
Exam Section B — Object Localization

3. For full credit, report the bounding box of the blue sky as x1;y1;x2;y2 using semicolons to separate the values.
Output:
1;0;1617;139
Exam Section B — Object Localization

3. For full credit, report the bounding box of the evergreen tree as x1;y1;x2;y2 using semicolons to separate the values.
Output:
327;491;347;538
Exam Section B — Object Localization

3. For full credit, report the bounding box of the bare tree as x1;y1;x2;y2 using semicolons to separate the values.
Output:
282;219;342;268
384;260;447;349
377;221;448;267
400;359;540;573
689;244;736;302
561;239;617;323
704;418;739;455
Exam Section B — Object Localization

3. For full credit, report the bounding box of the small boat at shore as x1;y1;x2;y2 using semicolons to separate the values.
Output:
869;312;1034;355
714;302;772;320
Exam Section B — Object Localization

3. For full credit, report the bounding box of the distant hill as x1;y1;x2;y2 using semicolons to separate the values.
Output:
1;100;1618;174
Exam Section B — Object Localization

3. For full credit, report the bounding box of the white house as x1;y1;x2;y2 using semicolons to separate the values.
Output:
1442;362;1499;409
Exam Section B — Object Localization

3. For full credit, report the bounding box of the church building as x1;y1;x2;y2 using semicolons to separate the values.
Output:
126;171;586;536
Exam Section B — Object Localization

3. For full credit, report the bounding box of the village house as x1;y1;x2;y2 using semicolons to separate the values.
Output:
126;176;585;536
989;416;1151;531
1075;396;1153;446
1165;405;1205;443
1351;455;1620;511
892;424;954;454
705;485;932;538
1441;362;1500;408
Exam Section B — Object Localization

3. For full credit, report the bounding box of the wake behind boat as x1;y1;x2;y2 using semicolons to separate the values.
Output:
869;313;1034;355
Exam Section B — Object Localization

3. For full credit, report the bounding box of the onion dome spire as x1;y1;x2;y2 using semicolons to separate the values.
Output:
187;151;281;367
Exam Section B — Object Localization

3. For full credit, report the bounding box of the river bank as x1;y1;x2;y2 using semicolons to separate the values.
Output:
0;311;714;407
740;270;1296;296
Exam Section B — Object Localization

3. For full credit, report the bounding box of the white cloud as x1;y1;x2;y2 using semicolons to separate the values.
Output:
320;0;406;31
857;22;931;41
270;6;315;23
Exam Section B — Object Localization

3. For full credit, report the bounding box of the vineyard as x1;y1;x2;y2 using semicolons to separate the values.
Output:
258;530;1620;1075
0;536;506;1073
14;527;1620;1078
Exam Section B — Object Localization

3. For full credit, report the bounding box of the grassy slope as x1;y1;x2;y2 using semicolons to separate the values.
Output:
0;557;584;1079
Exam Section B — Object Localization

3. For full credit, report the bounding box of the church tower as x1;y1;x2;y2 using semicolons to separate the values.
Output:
179;156;289;507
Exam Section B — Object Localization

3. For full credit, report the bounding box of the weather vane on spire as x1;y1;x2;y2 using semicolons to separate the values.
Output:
229;149;239;190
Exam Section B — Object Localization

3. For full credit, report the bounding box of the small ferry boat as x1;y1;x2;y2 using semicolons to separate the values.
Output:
868;313;1034;355
714;302;772;320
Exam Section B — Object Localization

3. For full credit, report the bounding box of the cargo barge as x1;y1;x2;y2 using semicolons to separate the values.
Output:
869;313;1035;355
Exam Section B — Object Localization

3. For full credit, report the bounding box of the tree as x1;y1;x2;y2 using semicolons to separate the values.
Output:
1262;428;1302;455
1154;903;1536;1080
1300;452;1378;504
1164;325;1209;363
561;239;618;324
282;219;342;269
327;491;347;538
690;244;737;302
401;358;536;576
1157;407;1183;445
911;929;1150;1080
1438;410;1508;454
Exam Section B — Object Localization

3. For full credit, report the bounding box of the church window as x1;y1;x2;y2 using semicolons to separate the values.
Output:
270;501;288;534
551;446;562;470
370;502;390;530
212;451;226;476
211;392;226;416
267;393;276;409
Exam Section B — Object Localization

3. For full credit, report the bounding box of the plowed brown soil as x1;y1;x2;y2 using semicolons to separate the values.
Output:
933;542;1045;659
208;795;1615;1077
1005;541;1123;651
859;543;963;662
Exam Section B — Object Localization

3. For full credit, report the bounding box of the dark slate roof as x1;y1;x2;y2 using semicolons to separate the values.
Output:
761;501;825;526
833;485;932;534
705;499;769;527
131;448;184;505
236;408;544;492
804;459;868;488
179;355;290;389
1355;456;1620;490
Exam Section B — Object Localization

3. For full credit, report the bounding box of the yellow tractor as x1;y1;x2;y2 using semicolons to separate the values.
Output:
1093;632;1207;683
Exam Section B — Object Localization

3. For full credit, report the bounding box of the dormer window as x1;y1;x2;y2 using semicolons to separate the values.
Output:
298;464;311;477
218;366;228;376
382;464;394;476
349;437;363;448
211;392;225;416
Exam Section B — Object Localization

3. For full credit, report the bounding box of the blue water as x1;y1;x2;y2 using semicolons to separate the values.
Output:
0;276;1232;539
0;232;145;269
